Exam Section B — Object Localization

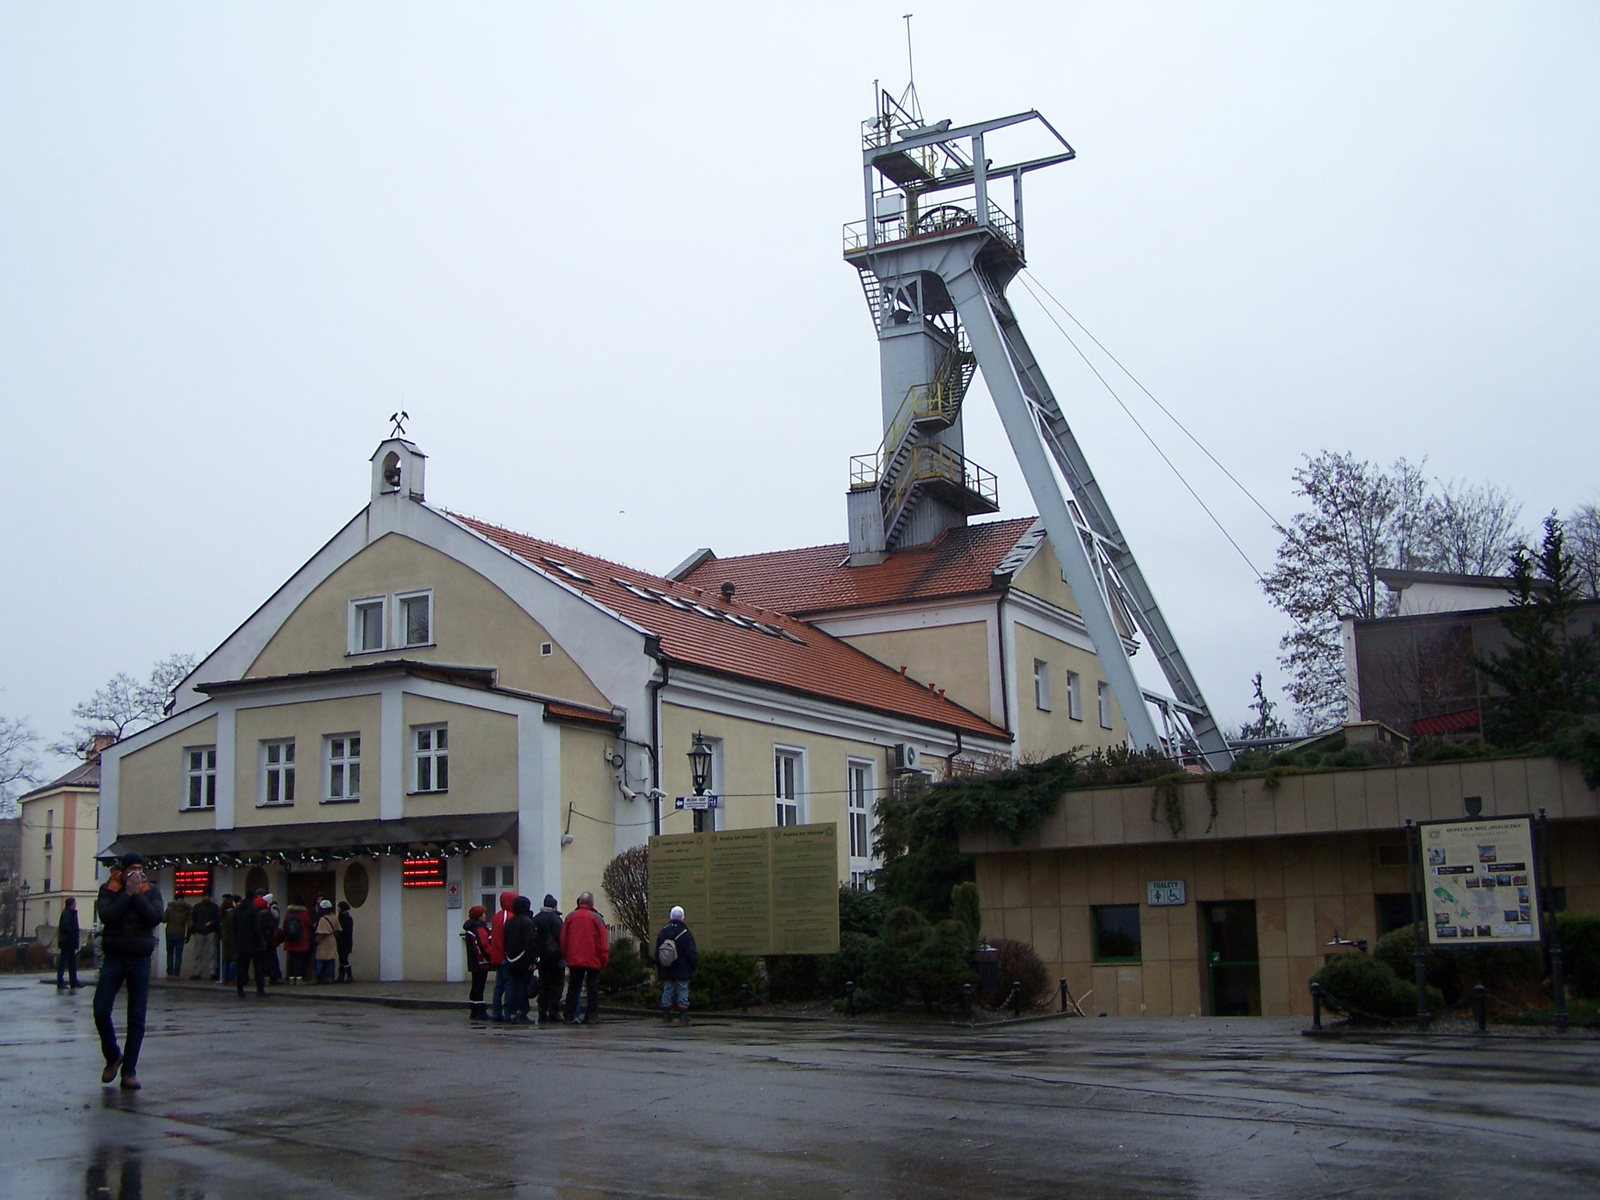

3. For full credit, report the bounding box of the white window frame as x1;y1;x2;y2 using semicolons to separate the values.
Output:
1033;659;1051;712
1067;670;1083;721
476;862;515;913
1097;680;1113;729
324;733;362;804
348;596;387;656
183;744;217;811
412;724;449;794
847;758;877;882
260;739;296;807
396;589;434;649
774;746;805;827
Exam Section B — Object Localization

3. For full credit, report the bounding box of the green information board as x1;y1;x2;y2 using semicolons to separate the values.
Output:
648;823;840;956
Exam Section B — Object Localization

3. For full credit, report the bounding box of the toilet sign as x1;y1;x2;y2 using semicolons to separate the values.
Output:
1147;880;1186;907
445;879;463;909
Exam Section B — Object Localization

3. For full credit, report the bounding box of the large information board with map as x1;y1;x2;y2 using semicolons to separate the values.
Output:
1419;816;1542;946
648;824;840;956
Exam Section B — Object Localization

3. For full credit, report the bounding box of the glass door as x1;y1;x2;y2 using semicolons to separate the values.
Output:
1203;901;1261;1016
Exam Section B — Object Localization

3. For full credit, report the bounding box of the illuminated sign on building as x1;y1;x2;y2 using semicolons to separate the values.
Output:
173;868;213;897
401;856;445;887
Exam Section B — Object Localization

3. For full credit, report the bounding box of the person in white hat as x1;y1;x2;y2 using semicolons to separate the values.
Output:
653;905;699;1022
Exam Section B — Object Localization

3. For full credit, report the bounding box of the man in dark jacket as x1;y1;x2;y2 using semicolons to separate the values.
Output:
500;896;536;1024
56;897;82;988
234;891;266;997
531;895;565;1025
189;893;221;981
654;905;700;1021
559;892;609;1025
93;853;164;1089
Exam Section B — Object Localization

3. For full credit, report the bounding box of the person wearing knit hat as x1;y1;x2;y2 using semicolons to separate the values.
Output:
93;852;165;1089
312;900;339;983
654;904;699;1022
461;904;493;1020
532;894;565;1025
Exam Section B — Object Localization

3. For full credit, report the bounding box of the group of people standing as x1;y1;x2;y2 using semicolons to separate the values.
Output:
459;891;700;1024
230;891;354;995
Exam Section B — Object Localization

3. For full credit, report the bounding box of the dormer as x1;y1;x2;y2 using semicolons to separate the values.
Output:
370;438;427;503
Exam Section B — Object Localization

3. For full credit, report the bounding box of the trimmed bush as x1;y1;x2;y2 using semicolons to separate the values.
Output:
689;951;761;1010
864;907;930;1005
950;881;981;948
1557;912;1600;1000
1375;923;1543;1005
990;938;1051;1009
598;936;649;996
1311;953;1436;1020
912;920;977;1008
839;886;886;937
765;955;823;1002
820;931;876;998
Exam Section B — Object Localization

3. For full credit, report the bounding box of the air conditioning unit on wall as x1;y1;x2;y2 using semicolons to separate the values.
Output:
893;743;921;773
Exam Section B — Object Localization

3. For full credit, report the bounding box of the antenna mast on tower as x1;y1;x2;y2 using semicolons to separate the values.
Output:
841;84;1233;769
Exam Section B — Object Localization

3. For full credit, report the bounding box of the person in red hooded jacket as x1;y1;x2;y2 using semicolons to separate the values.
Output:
488;890;516;1022
559;891;609;1024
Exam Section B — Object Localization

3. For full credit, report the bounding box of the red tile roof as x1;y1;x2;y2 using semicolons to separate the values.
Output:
17;758;100;802
677;517;1039;616
447;512;1009;741
1410;707;1480;737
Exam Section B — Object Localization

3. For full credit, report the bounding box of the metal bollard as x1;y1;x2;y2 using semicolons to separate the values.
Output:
1310;982;1322;1031
1009;981;1023;1018
1474;984;1487;1033
962;982;973;1020
1059;977;1068;1014
844;979;855;1017
740;983;751;1015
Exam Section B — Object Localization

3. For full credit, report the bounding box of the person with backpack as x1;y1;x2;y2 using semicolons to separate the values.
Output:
257;894;282;985
486;890;515;1021
558;891;609;1025
501;896;537;1024
282;903;312;983
531;894;564;1025
461;904;493;1020
654;905;700;1021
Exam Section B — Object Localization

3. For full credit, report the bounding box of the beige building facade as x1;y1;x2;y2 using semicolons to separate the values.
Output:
16;758;102;936
963;756;1600;1018
103;437;1019;979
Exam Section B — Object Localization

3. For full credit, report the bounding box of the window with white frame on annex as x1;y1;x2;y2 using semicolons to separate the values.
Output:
397;590;432;647
261;739;296;806
413;724;449;793
349;597;386;655
183;745;217;811
1033;659;1051;711
1097;680;1113;729
324;734;361;803
1066;670;1083;721
847;758;876;880
478;863;514;913
774;747;804;827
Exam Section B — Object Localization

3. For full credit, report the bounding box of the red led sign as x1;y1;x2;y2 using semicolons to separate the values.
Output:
401;856;445;887
173;868;213;897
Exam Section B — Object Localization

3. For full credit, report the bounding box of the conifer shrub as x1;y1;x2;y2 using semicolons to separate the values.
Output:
765;954;823;1002
1375;923;1542;1005
689;951;762;1010
598;936;649;997
1312;953;1441;1020
1556;912;1600;1000
820;931;877;998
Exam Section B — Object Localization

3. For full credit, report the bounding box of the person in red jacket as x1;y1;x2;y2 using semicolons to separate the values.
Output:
488;890;516;1022
558;891;609;1024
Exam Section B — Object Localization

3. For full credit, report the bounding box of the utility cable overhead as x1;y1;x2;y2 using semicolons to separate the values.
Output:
1015;275;1266;582
1021;269;1285;532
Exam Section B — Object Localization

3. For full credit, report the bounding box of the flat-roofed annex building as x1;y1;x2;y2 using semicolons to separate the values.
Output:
101;438;1012;980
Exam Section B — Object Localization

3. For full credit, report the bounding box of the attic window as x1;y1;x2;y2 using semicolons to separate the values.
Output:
722;613;755;629
540;557;591;583
691;603;725;621
612;578;659;602
779;629;807;646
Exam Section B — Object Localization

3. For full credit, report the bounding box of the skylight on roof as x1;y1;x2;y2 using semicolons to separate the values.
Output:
691;603;724;621
540;557;591;583
612;578;658;602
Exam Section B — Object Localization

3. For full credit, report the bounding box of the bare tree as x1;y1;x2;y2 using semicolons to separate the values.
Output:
0;712;41;818
1261;452;1430;727
51;652;196;758
1419;480;1524;576
1568;501;1600;600
601;844;651;948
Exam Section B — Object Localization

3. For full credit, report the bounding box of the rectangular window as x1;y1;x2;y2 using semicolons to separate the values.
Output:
774;748;802;827
1066;671;1082;721
1097;680;1113;729
413;725;449;793
478;864;514;913
325;734;362;802
848;760;874;860
350;598;385;654
398;591;432;647
262;739;296;806
184;745;218;811
1092;904;1142;962
1033;659;1051;712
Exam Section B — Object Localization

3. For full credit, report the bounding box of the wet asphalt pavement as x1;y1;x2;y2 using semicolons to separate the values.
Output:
2;976;1598;1198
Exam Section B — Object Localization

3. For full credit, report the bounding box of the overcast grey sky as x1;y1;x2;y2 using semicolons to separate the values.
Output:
3;3;1597;774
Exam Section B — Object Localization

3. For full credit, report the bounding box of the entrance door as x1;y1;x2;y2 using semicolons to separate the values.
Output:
286;871;337;914
1203;901;1261;1016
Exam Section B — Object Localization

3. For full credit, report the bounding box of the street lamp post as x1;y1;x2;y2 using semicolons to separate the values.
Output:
687;733;713;833
18;881;30;941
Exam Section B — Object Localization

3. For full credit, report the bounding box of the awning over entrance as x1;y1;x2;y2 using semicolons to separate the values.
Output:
102;813;518;867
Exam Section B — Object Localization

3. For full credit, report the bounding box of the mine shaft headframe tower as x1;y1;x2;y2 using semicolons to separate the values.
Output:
843;88;1233;769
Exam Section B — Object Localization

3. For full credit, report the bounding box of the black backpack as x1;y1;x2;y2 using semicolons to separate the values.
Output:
284;913;304;941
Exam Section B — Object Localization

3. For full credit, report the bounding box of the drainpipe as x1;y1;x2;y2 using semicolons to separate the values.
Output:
648;651;667;837
996;593;1010;736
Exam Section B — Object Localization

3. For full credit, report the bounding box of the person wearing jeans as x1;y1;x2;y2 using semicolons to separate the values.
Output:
654;905;699;1021
93;853;165;1090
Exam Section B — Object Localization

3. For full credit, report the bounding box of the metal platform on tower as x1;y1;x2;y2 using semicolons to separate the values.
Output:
842;87;1233;770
